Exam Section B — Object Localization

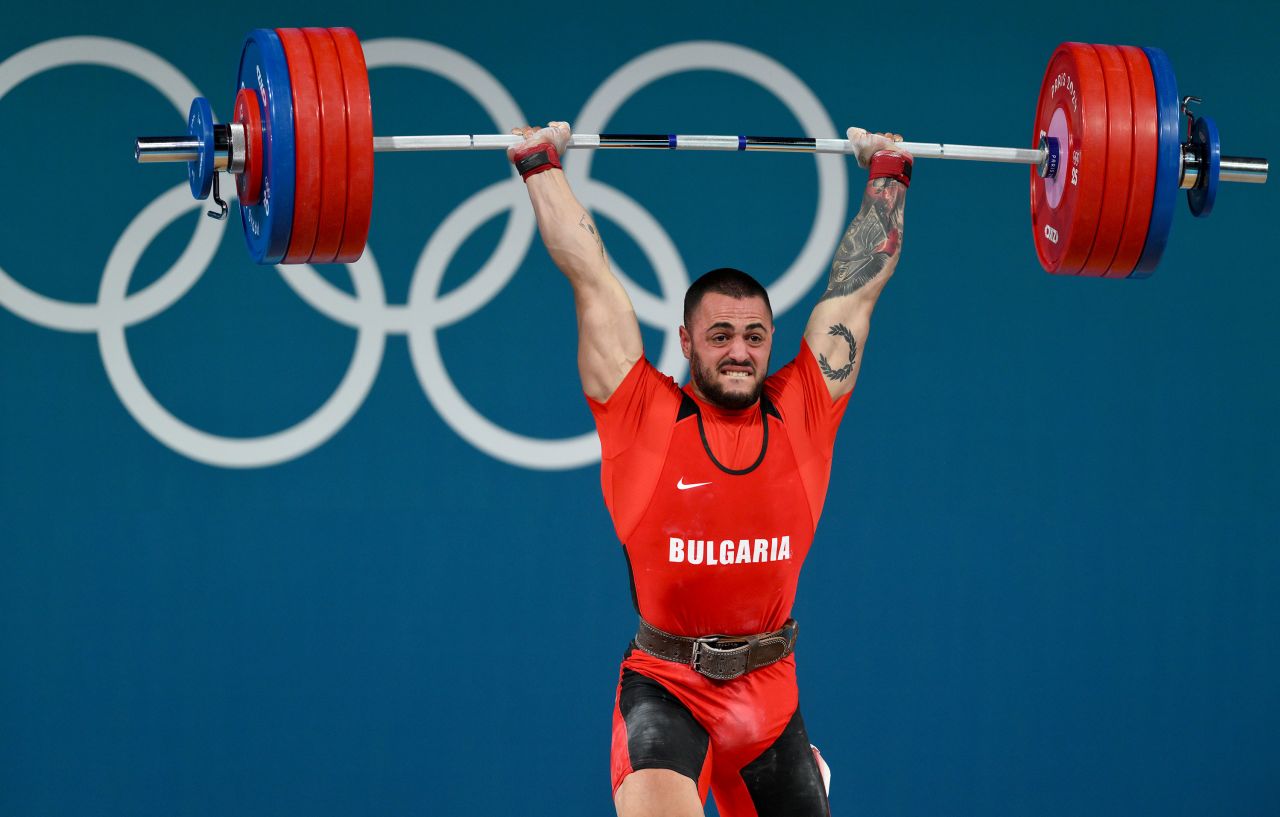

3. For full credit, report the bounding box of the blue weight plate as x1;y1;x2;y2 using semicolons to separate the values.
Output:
1188;115;1220;217
186;96;214;200
236;29;295;264
1131;46;1180;278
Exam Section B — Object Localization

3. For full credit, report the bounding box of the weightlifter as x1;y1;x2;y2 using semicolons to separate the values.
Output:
508;121;911;817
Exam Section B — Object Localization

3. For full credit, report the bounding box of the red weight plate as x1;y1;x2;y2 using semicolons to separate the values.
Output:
1031;42;1109;275
302;28;349;264
276;28;322;264
329;27;374;264
233;87;264;206
1079;44;1134;277
1108;46;1159;278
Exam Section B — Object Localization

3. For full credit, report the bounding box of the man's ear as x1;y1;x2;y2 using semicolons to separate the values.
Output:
679;325;691;360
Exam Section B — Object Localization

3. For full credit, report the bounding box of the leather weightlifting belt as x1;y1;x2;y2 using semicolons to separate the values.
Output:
634;617;799;681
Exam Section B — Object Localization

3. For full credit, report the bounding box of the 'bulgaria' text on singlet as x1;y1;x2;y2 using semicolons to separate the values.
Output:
586;340;850;637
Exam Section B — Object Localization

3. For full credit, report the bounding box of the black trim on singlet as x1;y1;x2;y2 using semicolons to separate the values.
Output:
618;669;710;785
676;392;779;476
677;394;700;422
622;544;641;615
739;707;831;816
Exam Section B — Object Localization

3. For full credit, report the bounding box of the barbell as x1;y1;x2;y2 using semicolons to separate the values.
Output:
134;28;1268;277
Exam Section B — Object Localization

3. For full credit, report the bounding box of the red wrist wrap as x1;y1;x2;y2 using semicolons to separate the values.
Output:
512;142;562;182
868;150;913;188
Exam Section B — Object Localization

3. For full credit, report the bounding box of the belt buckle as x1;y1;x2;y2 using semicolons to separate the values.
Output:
688;637;712;673
689;635;743;680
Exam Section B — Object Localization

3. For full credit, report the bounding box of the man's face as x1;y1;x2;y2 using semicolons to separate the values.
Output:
680;292;774;410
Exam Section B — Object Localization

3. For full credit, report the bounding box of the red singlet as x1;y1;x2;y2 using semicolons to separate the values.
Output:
588;340;850;813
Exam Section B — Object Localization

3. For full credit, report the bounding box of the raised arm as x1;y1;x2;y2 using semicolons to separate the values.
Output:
803;127;912;400
508;122;644;402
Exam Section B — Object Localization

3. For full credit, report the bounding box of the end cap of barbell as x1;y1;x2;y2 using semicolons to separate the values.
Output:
1037;135;1060;179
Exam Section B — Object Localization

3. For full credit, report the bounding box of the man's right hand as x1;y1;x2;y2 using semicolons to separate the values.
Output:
845;126;909;168
507;121;572;162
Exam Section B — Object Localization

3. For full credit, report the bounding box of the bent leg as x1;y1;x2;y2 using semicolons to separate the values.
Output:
713;708;831;817
612;669;711;817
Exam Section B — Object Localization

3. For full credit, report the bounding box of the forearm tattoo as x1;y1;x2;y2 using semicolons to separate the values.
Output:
817;323;857;382
579;212;606;258
820;178;907;301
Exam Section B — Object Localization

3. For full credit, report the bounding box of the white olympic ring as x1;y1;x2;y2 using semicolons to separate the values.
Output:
98;185;389;468
0;37;217;332
0;35;849;471
566;41;847;320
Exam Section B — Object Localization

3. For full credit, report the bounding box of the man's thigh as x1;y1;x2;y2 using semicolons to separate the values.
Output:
611;668;711;800
714;708;831;817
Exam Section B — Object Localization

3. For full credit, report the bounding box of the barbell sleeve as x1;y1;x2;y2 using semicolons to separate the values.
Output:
135;125;243;171
135;136;205;163
1218;156;1269;184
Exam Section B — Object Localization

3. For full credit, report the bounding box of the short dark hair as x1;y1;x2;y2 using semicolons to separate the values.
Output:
683;268;773;327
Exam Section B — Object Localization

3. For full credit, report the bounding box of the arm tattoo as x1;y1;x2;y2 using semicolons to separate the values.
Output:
817;323;857;382
820;177;907;302
578;212;606;259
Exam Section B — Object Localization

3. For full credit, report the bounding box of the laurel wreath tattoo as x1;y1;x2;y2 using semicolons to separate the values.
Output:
817;323;857;382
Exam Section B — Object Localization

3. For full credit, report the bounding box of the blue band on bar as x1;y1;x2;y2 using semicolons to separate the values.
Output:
668;134;677;149
738;135;746;151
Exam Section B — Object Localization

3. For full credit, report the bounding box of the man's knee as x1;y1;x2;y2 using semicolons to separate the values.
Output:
811;744;831;796
615;768;703;817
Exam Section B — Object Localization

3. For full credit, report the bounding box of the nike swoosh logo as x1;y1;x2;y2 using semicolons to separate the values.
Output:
677;478;712;491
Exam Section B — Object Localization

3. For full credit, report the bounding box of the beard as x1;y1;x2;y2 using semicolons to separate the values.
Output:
690;349;766;410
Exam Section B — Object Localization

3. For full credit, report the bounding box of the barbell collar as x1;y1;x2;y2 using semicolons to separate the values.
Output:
228;122;247;174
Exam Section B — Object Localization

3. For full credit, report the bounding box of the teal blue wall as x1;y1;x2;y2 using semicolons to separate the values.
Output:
2;1;1277;815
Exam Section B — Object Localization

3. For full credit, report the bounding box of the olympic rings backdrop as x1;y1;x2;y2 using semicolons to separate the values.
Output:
2;1;1277;816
